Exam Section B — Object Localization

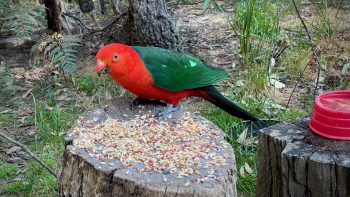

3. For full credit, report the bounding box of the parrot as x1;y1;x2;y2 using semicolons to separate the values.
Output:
96;43;270;129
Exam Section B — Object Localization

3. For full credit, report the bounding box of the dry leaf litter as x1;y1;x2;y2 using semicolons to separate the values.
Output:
71;111;230;180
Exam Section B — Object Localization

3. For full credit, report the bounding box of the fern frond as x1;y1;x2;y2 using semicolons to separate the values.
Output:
31;33;81;75
1;2;45;38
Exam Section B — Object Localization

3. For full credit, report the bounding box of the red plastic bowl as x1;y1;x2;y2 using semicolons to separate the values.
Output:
309;90;350;140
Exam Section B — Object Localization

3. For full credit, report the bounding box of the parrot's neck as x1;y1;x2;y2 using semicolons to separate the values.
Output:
108;47;154;95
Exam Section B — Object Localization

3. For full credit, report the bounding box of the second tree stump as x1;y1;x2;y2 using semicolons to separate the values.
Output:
256;119;350;197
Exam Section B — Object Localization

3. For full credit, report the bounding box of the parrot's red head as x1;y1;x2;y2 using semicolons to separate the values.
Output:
95;43;136;77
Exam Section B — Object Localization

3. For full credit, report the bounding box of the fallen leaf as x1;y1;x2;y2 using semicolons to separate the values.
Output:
237;128;248;144
269;78;285;89
239;166;245;177
244;162;253;174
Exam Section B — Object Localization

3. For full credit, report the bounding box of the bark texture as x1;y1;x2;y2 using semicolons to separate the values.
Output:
107;0;181;50
44;0;61;32
256;119;350;197
59;97;237;197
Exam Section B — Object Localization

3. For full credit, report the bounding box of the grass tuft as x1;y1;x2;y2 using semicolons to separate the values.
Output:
0;161;18;180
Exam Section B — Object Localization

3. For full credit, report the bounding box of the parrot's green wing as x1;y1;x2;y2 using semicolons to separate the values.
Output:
132;46;229;92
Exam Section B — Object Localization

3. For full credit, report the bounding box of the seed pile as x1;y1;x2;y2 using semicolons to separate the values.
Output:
71;112;228;178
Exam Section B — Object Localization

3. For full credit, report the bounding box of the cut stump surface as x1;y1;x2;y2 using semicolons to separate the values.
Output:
256;119;350;197
59;97;237;197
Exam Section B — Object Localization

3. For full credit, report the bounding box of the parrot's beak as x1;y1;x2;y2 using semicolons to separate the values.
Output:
96;60;108;77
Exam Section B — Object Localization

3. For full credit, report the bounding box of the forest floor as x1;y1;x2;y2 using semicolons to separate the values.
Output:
0;1;350;196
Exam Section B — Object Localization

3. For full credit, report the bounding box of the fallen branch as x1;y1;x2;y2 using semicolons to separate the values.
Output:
287;0;322;107
0;131;57;179
61;12;96;32
61;12;127;33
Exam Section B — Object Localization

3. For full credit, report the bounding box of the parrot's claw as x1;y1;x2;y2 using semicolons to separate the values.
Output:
130;97;166;109
156;104;180;117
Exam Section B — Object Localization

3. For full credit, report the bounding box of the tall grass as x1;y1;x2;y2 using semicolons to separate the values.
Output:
314;0;338;38
230;0;278;95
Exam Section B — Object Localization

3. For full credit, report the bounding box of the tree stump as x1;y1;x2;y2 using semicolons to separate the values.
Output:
59;97;237;197
256;119;350;197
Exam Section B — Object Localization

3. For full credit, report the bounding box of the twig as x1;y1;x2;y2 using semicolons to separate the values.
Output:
61;12;95;32
0;131;57;178
30;92;38;141
287;0;322;107
61;12;127;33
89;13;102;29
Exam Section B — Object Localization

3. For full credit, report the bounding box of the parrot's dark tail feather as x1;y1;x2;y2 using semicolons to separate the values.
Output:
196;85;260;121
196;85;278;133
242;119;280;135
198;85;268;130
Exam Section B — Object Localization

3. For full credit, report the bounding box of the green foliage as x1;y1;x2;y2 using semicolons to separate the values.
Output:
2;156;58;196
31;33;81;74
231;0;278;63
35;104;81;141
314;0;336;38
3;181;29;195
0;61;17;100
76;73;117;94
234;0;255;59
230;0;279;94
0;0;45;38
277;44;312;80
0;161;18;180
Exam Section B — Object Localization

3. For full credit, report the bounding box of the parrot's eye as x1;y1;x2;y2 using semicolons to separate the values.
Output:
113;53;118;61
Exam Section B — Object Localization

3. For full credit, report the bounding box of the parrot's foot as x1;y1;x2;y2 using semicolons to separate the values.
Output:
156;104;181;117
130;97;166;109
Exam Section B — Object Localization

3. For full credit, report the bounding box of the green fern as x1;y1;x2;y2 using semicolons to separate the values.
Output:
0;0;45;38
0;60;17;100
31;33;81;74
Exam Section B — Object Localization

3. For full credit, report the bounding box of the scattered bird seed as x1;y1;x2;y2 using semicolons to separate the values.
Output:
71;112;228;179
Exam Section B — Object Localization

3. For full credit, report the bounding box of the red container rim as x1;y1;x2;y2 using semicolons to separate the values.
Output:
309;90;350;140
313;90;350;117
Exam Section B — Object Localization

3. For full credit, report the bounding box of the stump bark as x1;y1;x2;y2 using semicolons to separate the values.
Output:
256;119;350;197
59;97;237;197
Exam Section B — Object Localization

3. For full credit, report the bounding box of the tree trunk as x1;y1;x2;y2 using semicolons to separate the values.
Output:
256;119;350;197
108;0;181;50
59;97;237;197
44;0;61;32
